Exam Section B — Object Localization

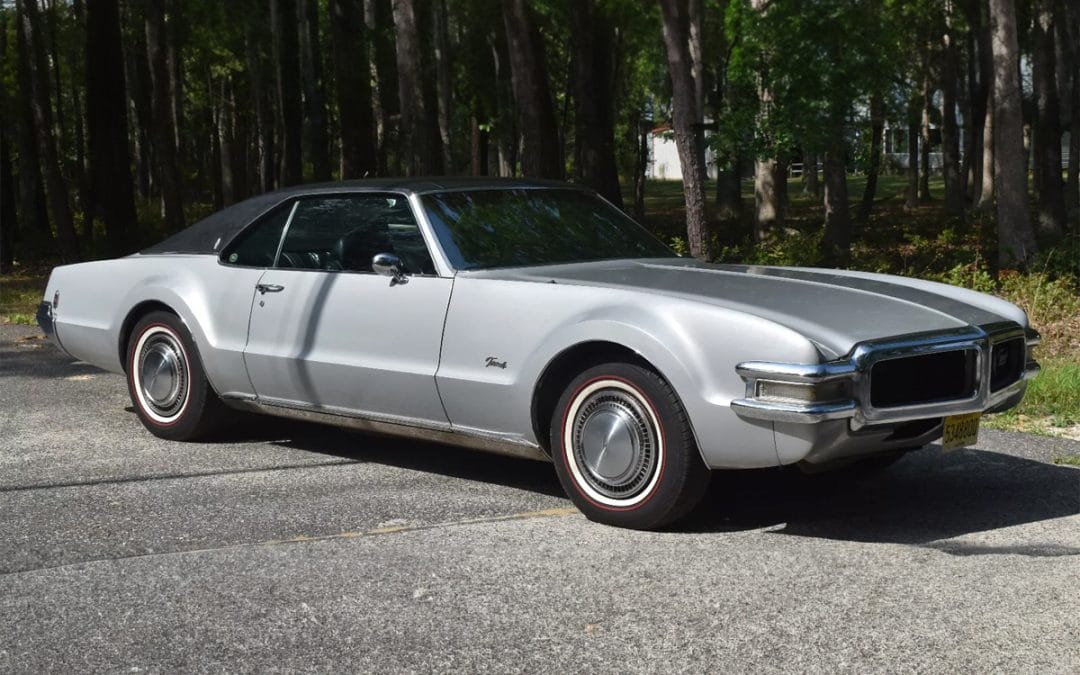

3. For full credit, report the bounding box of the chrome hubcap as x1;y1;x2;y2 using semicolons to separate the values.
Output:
572;388;657;499
138;332;187;417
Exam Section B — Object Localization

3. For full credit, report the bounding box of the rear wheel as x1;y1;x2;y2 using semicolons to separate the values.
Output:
550;362;710;530
126;311;226;441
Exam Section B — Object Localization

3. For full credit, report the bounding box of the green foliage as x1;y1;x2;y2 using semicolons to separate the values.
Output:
988;360;1080;430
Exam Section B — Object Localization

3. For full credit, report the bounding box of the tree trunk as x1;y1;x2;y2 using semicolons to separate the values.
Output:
858;94;884;223
0;130;15;272
366;0;398;176
659;0;710;257
146;0;185;231
633;112;648;220
271;0;303;186
823;136;851;266
503;0;561;179
86;0;138;253
330;0;377;179
802;150;819;198
990;0;1037;267
0;13;16;272
392;0;439;175
570;0;622;208
122;1;154;201
919;71;932;202
245;21;276;192
17;0;79;262
941;5;964;218
905;118;919;209
1031;0;1065;235
13;5;50;252
1065;3;1080;214
748;0;781;241
432;0;454;174
716;152;742;222
976;85;995;211
70;0;92;240
298;0;332;182
961;1;987;203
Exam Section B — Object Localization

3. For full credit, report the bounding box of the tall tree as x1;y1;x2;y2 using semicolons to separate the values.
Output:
502;0;561;179
271;0;303;185
17;0;79;262
432;0;454;173
857;93;884;223
366;0;399;175
298;0;331;182
330;0;377;178
0;12;16;272
571;0;622;208
989;0;1037;267
146;0;185;231
940;2;964;218
86;0;138;252
12;3;50;253
747;0;782;241
392;0;440;175
658;0;709;257
1031;0;1065;235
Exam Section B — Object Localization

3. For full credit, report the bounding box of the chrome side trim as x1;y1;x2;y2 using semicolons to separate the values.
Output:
733;322;1038;426
223;398;551;463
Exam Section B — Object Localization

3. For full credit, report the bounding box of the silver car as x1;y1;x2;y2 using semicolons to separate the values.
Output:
37;179;1040;529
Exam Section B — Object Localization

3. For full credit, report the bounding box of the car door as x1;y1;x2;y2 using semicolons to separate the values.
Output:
240;192;452;427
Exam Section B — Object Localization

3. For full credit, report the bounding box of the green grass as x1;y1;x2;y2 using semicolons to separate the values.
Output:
986;360;1080;432
0;274;47;326
1052;455;1080;467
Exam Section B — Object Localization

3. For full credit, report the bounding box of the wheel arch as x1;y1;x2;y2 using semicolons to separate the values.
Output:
118;300;180;372
530;340;674;455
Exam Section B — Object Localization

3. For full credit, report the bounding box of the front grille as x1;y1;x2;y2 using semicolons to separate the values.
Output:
990;337;1024;392
870;349;978;408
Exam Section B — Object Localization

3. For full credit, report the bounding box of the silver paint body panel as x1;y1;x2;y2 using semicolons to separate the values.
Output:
41;185;1034;470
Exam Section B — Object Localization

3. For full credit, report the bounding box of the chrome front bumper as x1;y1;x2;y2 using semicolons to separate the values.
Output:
732;322;1039;429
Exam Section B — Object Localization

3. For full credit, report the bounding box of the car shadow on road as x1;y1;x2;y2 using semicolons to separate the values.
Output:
216;413;568;500
218;415;1078;551
678;447;1080;554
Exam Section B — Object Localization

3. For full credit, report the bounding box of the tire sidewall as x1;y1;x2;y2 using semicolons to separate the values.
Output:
551;362;701;529
126;312;214;440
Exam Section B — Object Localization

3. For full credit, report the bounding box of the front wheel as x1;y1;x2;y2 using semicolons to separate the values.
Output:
550;362;710;530
126;311;227;441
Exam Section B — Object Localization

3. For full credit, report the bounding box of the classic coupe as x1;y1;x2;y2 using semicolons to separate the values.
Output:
37;179;1040;529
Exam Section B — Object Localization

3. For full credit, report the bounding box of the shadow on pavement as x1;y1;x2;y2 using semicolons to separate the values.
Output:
679;447;1080;552
221;413;567;500
220;414;1078;549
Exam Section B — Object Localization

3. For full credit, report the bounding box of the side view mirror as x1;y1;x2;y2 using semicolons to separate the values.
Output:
372;252;408;285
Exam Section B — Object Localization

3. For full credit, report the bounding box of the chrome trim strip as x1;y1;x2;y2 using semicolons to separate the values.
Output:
223;398;551;462
733;322;1038;425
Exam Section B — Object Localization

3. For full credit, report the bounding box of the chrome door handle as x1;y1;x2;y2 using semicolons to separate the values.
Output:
256;283;285;294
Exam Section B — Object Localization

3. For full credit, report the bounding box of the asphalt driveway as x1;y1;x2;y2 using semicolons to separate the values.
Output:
1;324;1078;672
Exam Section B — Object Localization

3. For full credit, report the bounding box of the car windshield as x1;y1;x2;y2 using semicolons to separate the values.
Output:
420;188;678;270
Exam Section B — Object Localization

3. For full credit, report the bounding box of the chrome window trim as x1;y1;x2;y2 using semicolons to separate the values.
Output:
732;322;1040;427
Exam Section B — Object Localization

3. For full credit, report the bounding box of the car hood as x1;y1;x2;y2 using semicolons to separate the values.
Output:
468;258;1019;358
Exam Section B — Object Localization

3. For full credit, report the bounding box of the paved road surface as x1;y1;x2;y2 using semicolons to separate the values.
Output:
1;324;1077;672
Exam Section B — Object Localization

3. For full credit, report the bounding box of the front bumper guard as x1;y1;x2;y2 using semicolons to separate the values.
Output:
731;322;1040;429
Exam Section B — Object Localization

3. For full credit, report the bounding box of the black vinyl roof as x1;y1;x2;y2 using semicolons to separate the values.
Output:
139;177;584;255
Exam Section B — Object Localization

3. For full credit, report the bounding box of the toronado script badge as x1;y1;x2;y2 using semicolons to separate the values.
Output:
485;356;507;369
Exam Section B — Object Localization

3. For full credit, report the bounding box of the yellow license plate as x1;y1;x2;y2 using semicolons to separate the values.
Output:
942;412;980;451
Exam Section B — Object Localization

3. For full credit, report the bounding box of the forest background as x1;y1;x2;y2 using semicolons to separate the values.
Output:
0;0;1078;444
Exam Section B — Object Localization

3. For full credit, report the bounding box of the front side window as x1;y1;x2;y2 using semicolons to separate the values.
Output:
420;188;677;270
222;193;436;274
